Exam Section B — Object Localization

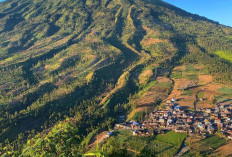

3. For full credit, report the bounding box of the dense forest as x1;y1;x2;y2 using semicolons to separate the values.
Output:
0;0;232;156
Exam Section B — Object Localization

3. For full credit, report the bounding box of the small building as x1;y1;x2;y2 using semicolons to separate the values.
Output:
188;128;193;134
227;131;232;140
174;106;182;111
132;130;138;136
167;118;173;125
106;131;113;138
171;98;176;102
197;123;205;131
204;119;210;124
205;108;212;114
214;118;221;124
175;127;187;133
159;118;165;123
207;124;215;134
119;115;126;121
228;135;232;140
187;118;192;123
166;100;172;104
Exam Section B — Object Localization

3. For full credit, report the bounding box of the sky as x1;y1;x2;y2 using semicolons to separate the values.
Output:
163;0;232;27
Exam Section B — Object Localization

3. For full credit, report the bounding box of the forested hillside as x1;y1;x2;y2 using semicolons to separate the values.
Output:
0;0;232;156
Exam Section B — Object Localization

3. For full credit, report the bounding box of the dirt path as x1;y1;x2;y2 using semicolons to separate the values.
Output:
175;146;189;157
88;131;108;150
127;148;140;154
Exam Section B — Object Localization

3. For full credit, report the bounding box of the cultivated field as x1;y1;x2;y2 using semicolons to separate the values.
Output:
168;65;232;109
102;130;187;156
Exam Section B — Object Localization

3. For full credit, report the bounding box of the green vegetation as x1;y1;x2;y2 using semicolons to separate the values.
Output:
202;135;226;149
155;131;187;147
186;74;198;81
184;135;226;156
214;50;232;63
185;65;196;72
197;91;204;99
182;89;193;96
19;118;81;157
80;129;99;151
0;0;232;156
217;87;232;95
138;80;158;96
155;82;172;88
132;111;146;122
171;71;183;79
101;130;186;157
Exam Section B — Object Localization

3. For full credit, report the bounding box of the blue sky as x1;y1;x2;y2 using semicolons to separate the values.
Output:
163;0;232;27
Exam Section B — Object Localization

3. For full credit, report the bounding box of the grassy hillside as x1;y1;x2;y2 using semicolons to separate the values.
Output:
0;0;232;156
214;50;232;63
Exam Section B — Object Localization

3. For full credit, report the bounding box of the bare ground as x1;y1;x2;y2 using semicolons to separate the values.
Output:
213;141;232;157
88;131;108;151
128;77;172;119
167;66;223;109
139;69;153;84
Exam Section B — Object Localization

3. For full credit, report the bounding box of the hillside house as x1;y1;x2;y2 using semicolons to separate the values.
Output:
106;131;113;138
175;127;187;133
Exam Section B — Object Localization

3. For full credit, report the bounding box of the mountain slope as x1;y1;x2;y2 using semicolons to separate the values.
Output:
0;0;232;156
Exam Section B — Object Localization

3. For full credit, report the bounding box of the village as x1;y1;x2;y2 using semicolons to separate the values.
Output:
112;98;232;140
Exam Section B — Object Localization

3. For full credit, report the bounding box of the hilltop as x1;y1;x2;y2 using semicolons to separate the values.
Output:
0;0;232;156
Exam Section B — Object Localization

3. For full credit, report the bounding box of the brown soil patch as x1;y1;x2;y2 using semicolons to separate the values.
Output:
186;136;202;143
166;76;196;108
88;131;108;150
59;58;64;62
198;75;213;85
157;77;172;83
213;141;232;157
178;95;196;109
129;77;172;119
197;102;214;109
83;54;96;60
167;65;224;109
143;38;168;46
127;106;153;120
84;35;100;43
139;69;153;84
194;65;203;70
167;78;189;100
173;65;186;71
142;25;160;36
82;48;92;53
167;76;221;109
204;83;222;92
136;92;159;106
137;78;171;106
45;64;51;69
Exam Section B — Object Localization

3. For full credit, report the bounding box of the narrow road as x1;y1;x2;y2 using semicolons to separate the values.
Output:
175;146;189;157
88;131;108;151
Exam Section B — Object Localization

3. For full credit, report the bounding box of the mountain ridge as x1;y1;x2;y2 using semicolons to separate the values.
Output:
0;0;232;156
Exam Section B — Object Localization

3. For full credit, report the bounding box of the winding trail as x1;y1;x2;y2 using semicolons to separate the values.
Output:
88;131;108;151
175;146;189;157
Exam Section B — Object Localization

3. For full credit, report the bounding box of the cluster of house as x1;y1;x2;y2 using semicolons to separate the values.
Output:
114;98;232;139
